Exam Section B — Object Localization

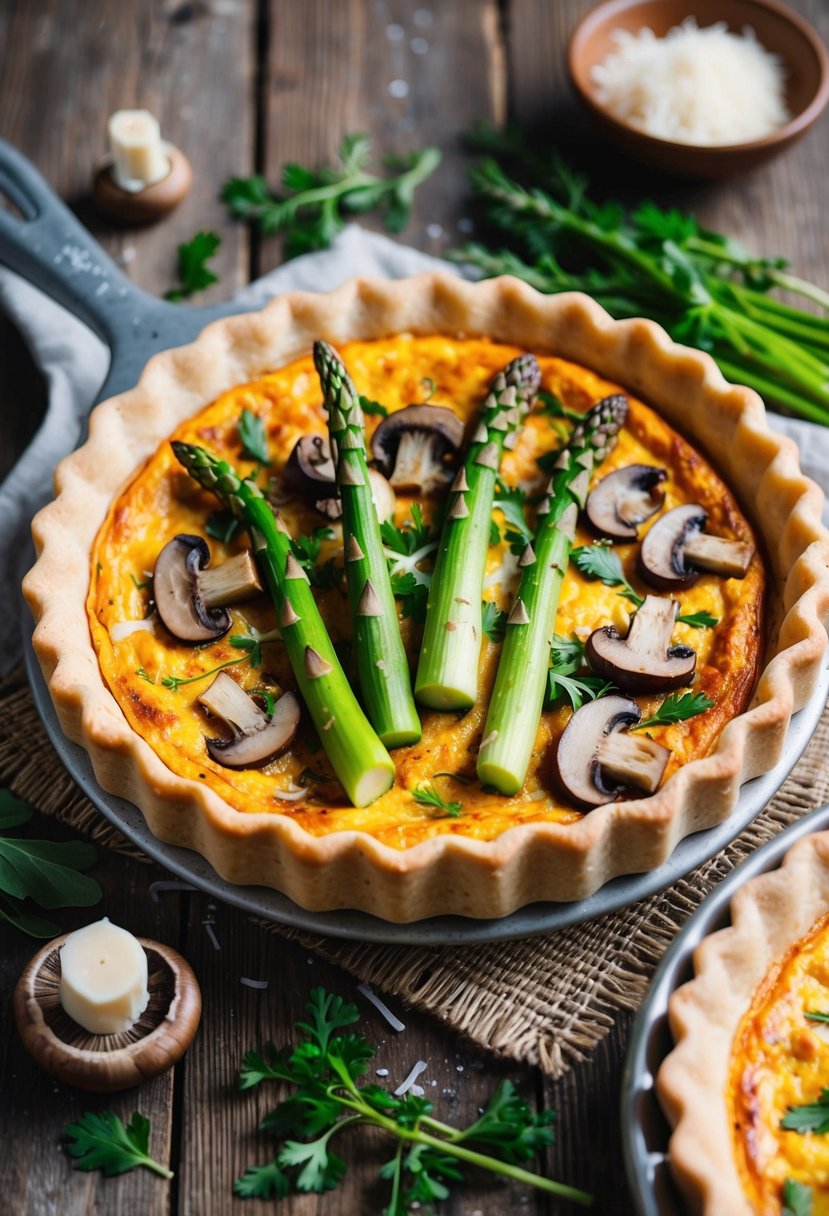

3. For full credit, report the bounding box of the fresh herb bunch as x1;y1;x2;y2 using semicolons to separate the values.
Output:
223;134;441;258
235;986;591;1212
166;230;221;302
64;1111;172;1179
451;126;829;424
0;790;101;937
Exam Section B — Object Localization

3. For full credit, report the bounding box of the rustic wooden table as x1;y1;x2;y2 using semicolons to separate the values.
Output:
1;2;827;1213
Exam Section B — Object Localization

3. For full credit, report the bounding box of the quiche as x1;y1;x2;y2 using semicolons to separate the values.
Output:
658;831;829;1215
23;276;829;921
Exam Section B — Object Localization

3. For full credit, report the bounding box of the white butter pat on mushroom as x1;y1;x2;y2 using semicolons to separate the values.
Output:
59;918;149;1035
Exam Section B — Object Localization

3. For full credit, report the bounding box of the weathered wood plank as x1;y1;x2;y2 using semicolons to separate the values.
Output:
258;0;505;271
0;815;181;1216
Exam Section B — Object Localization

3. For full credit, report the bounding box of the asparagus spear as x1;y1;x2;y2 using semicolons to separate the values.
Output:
415;354;541;710
172;441;395;807
313;341;421;748
476;394;628;795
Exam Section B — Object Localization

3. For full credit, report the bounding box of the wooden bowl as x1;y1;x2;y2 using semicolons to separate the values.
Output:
568;0;829;178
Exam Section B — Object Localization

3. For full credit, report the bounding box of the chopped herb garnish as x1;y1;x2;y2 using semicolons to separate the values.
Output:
411;782;462;817
299;767;330;786
135;667;155;684
381;503;433;557
493;479;531;540
235;986;589;1208
421;376;436;401
358;394;388;418
432;771;477;786
805;1010;829;1024
222;134;441;259
96;561;103;579
632;691;716;731
289;528;341;591
64;1110;172;1179
230;626;282;669
239;408;270;466
206;508;242;544
783;1178;813;1216
545;634;616;711
390;571;428;623
536;390;582;422
130;573;149;591
166;230;221;302
571;545;718;628
161;654;249;693
781;1088;829;1135
489;519;502;546
249;687;277;717
482;601;507;643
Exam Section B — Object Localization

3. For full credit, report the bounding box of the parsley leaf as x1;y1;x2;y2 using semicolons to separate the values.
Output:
278;1133;347;1193
0;791;101;938
239;408;270;465
571;545;717;628
166;230;221;302
234;1160;291;1199
290;528;341;591
381;503;432;556
205;508;241;544
222;136;440;259
64;1111;172;1179
535;390;582;422
411;782;462;817
783;1178;813;1216
390;572;428;623
482;601;507;643
358;394;388;417
632;691;715;731
130;572;149;591
493;479;532;540
675;610;719;629
781;1089;829;1135
545;634;616;711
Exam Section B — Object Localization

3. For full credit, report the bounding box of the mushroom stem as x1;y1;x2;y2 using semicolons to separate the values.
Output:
199;551;263;608
596;732;670;793
682;533;753;578
585;595;696;695
477;394;628;795
415;355;542;710
197;670;264;734
314;341;421;749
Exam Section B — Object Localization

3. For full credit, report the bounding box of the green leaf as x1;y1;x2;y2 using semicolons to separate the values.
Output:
64;1111;172;1179
411;782;462;818
456;1079;555;1163
493;480;531;540
381;503;433;556
239;1042;291;1090
632;691;716;732
677;610;719;629
535;390;582;422
234;1160;291;1199
166;230;221;301
805;1010;829;1024
358;394;388;417
0;788;32;830
572;543;626;587
238;408;270;465
296;986;360;1056
783;1178;813;1216
205;508;241;544
0;895;59;938
482;601;507;643
278;1133;347;1193
390;572;428;623
781;1088;829;1135
135;666;155;684
0;836;100;909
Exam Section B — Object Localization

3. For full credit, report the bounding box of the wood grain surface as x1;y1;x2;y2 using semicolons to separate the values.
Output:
1;1;827;1213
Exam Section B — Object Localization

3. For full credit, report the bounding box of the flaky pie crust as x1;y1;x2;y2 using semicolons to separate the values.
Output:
657;831;829;1214
23;275;829;921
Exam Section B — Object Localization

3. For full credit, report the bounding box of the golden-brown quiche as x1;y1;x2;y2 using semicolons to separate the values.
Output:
23;276;829;921
658;831;829;1215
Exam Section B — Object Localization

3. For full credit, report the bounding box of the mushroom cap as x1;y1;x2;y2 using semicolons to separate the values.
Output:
638;504;708;590
283;434;336;499
371;404;464;494
585;464;667;542
91;145;192;225
585;596;696;695
153;534;232;643
553;695;643;809
14;935;201;1092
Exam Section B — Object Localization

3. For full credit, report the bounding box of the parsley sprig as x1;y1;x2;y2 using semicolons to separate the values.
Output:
382;505;437;622
571;545;718;629
64;1111;172;1179
235;987;591;1210
230;624;283;668
166;230;221;302
239;408;270;466
222;134;441;259
783;1178;813;1216
0;789;101;937
160;653;250;692
781;1088;829;1135
631;691;715;731
290;527;341;591
546;635;616;712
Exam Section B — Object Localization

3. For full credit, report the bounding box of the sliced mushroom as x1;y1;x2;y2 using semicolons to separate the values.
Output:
585;595;696;695
197;671;300;769
283;434;395;521
553;695;671;809
371;404;464;495
585;464;667;542
638;504;753;590
153;535;262;644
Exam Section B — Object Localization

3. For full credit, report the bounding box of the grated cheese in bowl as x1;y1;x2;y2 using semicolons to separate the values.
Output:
591;18;790;146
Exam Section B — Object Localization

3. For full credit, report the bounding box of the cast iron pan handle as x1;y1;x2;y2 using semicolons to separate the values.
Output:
0;138;242;401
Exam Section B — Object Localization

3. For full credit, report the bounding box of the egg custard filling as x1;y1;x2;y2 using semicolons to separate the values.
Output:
87;334;764;848
730;912;829;1214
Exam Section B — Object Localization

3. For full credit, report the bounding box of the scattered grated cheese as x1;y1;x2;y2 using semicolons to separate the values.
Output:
240;976;269;989
591;18;790;146
357;982;406;1032
394;1060;428;1096
273;785;308;802
111;615;157;641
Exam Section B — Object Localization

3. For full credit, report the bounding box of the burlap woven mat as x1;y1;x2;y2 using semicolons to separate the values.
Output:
2;664;827;1079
